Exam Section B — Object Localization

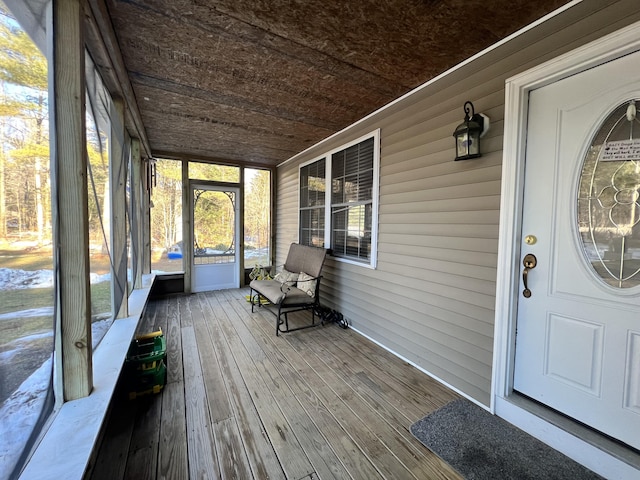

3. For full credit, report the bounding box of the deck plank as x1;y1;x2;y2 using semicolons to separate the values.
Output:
241;289;460;477
90;288;464;480
157;381;188;480
191;294;255;479
181;325;220;479
196;293;286;480
231;291;454;480
164;296;183;384
223;291;398;479
206;291;316;480
221;289;374;480
290;327;459;479
233;291;419;432
326;324;458;409
124;397;162;480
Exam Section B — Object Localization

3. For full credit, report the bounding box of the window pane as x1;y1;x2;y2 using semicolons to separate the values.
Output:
308;174;325;207
151;159;183;273
0;5;55;477
244;168;271;267
126;146;133;295
358;168;373;201
577;101;640;288
300;159;325;208
332;229;347;258
189;162;239;182
299;159;325;247
330;135;375;263
345;146;359;176
344;174;358;203
331;138;374;206
300;207;325;248
193;189;235;264
331;204;372;262
127;144;142;293
331;177;344;205
86;55;114;347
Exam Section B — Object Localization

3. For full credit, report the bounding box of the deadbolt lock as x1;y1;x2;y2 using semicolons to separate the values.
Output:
524;235;537;245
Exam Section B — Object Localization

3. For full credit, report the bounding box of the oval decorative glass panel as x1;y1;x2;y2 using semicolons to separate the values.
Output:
577;100;640;288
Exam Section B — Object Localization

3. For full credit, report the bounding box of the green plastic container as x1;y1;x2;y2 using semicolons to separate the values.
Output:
125;330;167;399
126;359;167;400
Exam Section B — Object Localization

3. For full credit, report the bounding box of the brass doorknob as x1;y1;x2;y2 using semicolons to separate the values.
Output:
522;253;537;298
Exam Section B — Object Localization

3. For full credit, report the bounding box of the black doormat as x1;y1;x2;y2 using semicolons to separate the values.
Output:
410;399;603;480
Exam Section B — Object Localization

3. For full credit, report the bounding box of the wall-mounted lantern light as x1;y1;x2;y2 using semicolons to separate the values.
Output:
453;101;490;161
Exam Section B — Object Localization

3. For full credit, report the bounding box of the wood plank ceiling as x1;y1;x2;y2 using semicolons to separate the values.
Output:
103;0;568;167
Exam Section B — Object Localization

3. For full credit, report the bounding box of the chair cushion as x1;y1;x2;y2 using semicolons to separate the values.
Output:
296;272;316;297
281;286;315;305
250;279;314;305
273;268;299;284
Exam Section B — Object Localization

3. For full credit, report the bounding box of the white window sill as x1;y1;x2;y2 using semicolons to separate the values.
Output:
19;274;155;480
330;253;377;269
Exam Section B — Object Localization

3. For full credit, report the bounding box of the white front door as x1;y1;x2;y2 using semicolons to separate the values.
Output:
191;184;240;292
513;49;640;450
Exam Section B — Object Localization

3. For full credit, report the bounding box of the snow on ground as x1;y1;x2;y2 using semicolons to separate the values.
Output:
0;307;53;321
0;267;112;475
0;358;52;479
0;268;54;290
0;252;266;473
0;267;110;290
0;330;53;366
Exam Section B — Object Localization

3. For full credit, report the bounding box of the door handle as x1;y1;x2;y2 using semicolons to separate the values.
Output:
522;253;537;298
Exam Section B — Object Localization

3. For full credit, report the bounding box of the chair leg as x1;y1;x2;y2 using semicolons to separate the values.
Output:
250;288;255;312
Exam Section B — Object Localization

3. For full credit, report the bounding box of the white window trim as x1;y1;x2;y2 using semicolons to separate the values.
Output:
298;129;380;269
298;154;328;248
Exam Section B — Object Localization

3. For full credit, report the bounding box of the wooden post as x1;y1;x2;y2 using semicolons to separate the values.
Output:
182;161;191;293
52;0;92;400
143;160;151;274
131;138;144;288
270;167;276;269
110;98;128;318
239;167;245;286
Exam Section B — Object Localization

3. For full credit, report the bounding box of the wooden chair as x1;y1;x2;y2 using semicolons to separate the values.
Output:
249;243;327;335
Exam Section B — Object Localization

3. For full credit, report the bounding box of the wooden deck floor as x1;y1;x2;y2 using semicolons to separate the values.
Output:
88;288;462;480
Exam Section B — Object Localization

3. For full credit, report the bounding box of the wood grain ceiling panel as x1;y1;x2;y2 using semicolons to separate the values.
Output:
133;83;332;164
105;0;567;166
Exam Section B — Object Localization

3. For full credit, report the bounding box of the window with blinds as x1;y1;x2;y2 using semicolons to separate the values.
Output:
298;131;379;267
299;158;326;247
331;137;374;262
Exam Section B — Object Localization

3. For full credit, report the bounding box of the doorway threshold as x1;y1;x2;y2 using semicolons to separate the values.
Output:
507;392;640;471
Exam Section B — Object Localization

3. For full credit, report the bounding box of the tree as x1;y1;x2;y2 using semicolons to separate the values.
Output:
151;159;182;252
245;169;270;250
0;8;49;243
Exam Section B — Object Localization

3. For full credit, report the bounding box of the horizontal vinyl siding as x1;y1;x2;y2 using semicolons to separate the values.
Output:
276;0;640;407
